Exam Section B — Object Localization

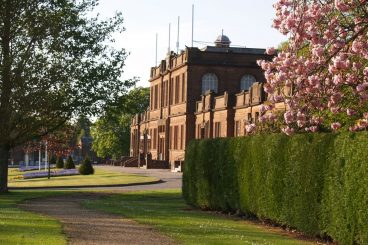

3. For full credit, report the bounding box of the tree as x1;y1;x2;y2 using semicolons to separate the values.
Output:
91;87;149;159
79;157;94;175
0;0;134;192
64;156;75;169
259;0;368;135
56;156;64;169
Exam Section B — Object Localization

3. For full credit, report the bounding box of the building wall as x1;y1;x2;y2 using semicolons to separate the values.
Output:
130;45;273;169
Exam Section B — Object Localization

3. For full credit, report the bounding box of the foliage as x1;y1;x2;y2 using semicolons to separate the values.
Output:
183;132;368;244
84;190;313;245
79;157;94;175
56;156;64;169
64;156;75;169
0;0;134;192
91;87;149;159
258;0;368;134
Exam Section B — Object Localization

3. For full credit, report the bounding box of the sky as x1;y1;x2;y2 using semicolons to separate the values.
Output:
94;0;286;87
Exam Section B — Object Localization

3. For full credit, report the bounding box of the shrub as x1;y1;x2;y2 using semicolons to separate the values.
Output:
183;132;368;245
64;156;75;169
79;157;94;175
56;156;64;168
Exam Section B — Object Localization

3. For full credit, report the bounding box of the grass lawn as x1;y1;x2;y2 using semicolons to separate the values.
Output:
84;189;315;245
0;191;67;245
8;167;158;188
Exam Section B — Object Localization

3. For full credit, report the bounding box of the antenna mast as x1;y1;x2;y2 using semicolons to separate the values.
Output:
168;23;171;54
191;4;194;47
176;16;180;54
155;33;158;66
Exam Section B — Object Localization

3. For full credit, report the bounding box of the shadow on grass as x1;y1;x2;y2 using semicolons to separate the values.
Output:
0;191;67;245
83;190;314;245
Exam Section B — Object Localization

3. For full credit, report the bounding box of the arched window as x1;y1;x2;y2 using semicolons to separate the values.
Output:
201;73;218;94
240;74;256;91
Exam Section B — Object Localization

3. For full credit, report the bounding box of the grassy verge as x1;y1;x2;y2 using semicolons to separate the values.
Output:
9;167;158;188
0;191;67;245
84;189;315;245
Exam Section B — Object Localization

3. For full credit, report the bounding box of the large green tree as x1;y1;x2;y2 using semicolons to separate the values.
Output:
0;0;133;192
91;87;149;159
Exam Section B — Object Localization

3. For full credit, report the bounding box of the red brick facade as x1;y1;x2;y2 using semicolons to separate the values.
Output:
130;37;272;170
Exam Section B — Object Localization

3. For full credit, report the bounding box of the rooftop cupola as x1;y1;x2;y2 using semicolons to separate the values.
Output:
214;31;231;48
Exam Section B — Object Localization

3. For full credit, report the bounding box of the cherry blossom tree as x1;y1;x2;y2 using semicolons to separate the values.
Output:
259;0;368;134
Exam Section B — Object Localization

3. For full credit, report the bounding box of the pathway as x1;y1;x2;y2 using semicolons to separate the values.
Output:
19;166;181;245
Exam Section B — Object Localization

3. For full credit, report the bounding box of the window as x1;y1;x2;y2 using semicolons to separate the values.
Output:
153;129;157;149
240;74;256;91
214;122;221;138
150;87;153;110
175;76;180;104
247;113;252;123
154;85;158;109
162;81;167;107
196;124;201;139
169;78;174;105
235;121;241;137
180;125;184;150
181;73;186;102
201;73;218;94
174;126;178;150
255;112;259;123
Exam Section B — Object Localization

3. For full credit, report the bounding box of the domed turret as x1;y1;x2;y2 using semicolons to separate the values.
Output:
215;33;231;48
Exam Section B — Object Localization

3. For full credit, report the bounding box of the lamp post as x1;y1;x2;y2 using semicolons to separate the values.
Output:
38;142;41;171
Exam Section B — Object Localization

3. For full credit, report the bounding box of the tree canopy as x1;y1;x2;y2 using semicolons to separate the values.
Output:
259;0;368;135
0;0;133;192
91;87;149;159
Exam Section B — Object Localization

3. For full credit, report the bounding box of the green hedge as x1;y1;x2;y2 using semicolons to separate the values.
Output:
183;132;368;244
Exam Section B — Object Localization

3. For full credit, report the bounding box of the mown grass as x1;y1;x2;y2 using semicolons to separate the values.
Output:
8;167;158;188
84;189;315;245
0;191;67;245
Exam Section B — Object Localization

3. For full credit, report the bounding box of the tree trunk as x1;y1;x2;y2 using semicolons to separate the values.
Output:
0;145;10;193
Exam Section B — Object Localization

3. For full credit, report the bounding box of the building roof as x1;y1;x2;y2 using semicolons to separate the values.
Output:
200;46;266;55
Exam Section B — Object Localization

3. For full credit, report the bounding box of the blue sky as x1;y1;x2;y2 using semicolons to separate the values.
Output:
94;0;286;87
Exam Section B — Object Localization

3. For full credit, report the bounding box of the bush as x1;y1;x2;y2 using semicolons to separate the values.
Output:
56;156;64;168
183;132;368;245
79;157;94;175
64;156;75;169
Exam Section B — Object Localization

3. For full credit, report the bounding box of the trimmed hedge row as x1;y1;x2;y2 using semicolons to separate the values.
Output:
183;132;368;244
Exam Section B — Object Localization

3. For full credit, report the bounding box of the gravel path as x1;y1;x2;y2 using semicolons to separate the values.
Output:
19;193;177;245
19;166;182;245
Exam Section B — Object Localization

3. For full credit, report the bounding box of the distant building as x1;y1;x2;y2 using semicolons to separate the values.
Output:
130;34;274;170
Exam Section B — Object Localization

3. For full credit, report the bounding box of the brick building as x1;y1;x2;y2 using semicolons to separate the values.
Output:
130;34;272;170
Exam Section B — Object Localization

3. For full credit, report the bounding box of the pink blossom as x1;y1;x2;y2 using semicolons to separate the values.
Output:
331;122;342;131
259;0;368;133
284;111;294;124
266;47;276;55
310;126;319;132
282;126;295;136
356;83;368;92
334;0;351;12
346;108;356;116
364;67;368;76
245;124;257;133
